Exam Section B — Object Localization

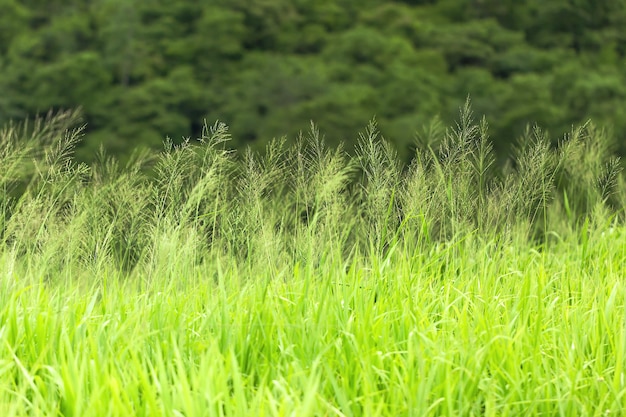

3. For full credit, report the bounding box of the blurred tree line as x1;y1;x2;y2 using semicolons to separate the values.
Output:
1;0;626;162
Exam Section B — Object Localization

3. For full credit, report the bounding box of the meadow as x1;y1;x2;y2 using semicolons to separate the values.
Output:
1;104;626;416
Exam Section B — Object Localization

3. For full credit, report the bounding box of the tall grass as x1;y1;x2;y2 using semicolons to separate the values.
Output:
1;103;625;416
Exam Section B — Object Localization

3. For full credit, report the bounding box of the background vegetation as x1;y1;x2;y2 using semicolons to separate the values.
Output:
2;0;626;162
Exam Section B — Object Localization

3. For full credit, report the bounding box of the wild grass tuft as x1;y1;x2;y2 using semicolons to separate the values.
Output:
1;105;625;416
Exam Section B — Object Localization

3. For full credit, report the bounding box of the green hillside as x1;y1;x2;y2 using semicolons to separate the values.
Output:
2;0;626;162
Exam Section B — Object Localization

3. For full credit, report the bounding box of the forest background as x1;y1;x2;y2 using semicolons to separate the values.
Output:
1;0;626;164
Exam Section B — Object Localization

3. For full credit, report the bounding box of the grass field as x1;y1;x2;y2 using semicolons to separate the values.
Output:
1;106;626;416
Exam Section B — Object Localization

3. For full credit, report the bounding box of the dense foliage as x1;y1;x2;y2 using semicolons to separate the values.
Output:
2;0;626;162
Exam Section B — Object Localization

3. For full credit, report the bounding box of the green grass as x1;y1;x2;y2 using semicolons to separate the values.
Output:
1;105;626;416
